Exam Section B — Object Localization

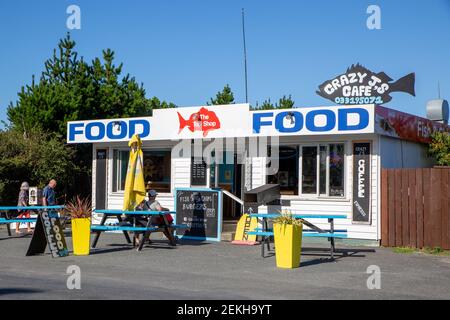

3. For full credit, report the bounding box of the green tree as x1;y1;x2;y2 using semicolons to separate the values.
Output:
208;84;235;105
276;95;295;109
4;33;175;200
254;98;275;110
429;131;450;166
7;34;174;137
252;95;295;110
0;128;78;204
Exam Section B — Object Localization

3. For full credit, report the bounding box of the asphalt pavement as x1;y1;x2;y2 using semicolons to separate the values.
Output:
1;226;449;300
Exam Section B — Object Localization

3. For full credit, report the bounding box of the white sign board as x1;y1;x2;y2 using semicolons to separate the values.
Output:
67;104;375;143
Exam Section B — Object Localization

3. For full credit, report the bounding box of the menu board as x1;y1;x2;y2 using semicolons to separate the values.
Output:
191;158;207;186
352;142;371;224
175;188;222;241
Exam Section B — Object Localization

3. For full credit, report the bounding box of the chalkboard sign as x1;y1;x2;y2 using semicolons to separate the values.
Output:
191;158;207;186
175;188;222;241
352;142;371;224
26;210;69;258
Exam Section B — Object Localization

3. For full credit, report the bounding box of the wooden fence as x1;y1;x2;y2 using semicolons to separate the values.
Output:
381;167;450;249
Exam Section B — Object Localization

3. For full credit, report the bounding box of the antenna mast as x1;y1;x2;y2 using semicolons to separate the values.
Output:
438;81;441;99
242;8;249;103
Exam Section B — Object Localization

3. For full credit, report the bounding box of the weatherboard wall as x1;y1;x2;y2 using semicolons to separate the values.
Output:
90;135;381;240
252;134;381;240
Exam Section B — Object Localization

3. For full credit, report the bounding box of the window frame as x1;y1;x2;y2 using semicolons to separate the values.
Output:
299;142;346;199
112;148;130;193
111;147;173;195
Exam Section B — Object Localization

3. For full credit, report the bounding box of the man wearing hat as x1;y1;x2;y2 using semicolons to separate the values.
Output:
137;190;176;246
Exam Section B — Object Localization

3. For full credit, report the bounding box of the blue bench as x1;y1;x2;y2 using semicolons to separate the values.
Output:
248;213;348;259
91;224;188;233
0;206;64;237
0;218;37;224
246;229;348;259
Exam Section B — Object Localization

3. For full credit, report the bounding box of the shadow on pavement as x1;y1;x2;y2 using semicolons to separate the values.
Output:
89;246;135;255
0;234;32;241
0;288;44;296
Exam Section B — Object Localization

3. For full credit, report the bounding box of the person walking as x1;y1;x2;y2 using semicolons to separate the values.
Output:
42;179;57;206
16;182;32;234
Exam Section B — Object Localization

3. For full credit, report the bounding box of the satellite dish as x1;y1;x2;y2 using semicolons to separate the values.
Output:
426;99;449;125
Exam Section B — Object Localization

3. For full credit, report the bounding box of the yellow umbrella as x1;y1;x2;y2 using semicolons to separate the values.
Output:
122;134;146;211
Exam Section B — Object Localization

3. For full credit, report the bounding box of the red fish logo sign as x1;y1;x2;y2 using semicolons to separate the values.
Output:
177;107;221;137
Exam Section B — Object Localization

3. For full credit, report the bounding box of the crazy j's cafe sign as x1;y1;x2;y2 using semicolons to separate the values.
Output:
317;64;415;105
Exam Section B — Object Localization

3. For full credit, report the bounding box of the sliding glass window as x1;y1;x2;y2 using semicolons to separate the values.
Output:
113;149;171;193
300;144;345;197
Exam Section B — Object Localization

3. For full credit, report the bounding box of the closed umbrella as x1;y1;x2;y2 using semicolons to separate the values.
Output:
122;134;146;212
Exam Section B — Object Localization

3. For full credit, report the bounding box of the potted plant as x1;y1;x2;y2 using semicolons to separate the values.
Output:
65;196;92;256
273;210;303;268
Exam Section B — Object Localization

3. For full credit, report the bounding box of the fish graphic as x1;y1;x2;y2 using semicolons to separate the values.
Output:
177;107;221;137
316;63;415;105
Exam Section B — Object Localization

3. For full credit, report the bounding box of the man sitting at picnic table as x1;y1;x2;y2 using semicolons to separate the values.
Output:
135;190;176;246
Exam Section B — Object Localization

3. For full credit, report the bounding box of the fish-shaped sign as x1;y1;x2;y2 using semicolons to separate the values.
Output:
317;64;415;105
177;107;221;137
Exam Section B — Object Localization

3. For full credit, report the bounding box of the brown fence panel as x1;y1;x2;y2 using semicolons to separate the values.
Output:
381;169;389;247
381;167;450;249
401;170;409;246
395;169;402;246
408;169;416;248
423;169;432;248
441;169;449;250
388;170;396;247
416;169;424;248
430;169;442;248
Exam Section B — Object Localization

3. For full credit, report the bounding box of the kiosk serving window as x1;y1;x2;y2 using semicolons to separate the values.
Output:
268;146;299;195
301;144;345;197
112;149;171;193
268;143;345;197
143;150;171;193
112;150;129;192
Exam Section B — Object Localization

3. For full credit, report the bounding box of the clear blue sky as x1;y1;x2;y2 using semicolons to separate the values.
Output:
1;0;450;127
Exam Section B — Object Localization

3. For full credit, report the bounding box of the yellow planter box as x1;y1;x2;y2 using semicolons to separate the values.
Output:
273;223;303;268
71;218;91;256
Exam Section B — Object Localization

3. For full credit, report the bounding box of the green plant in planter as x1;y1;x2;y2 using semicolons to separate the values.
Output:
64;196;92;219
273;210;303;226
64;196;92;255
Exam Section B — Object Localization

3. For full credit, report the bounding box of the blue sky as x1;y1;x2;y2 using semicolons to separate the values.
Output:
1;0;450;127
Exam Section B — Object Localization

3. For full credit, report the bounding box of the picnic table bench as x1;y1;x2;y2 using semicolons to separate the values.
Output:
0;206;64;236
247;213;348;259
92;209;188;251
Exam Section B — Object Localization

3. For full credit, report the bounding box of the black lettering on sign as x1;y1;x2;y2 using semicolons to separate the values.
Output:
352;142;371;224
175;189;222;241
26;210;69;257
